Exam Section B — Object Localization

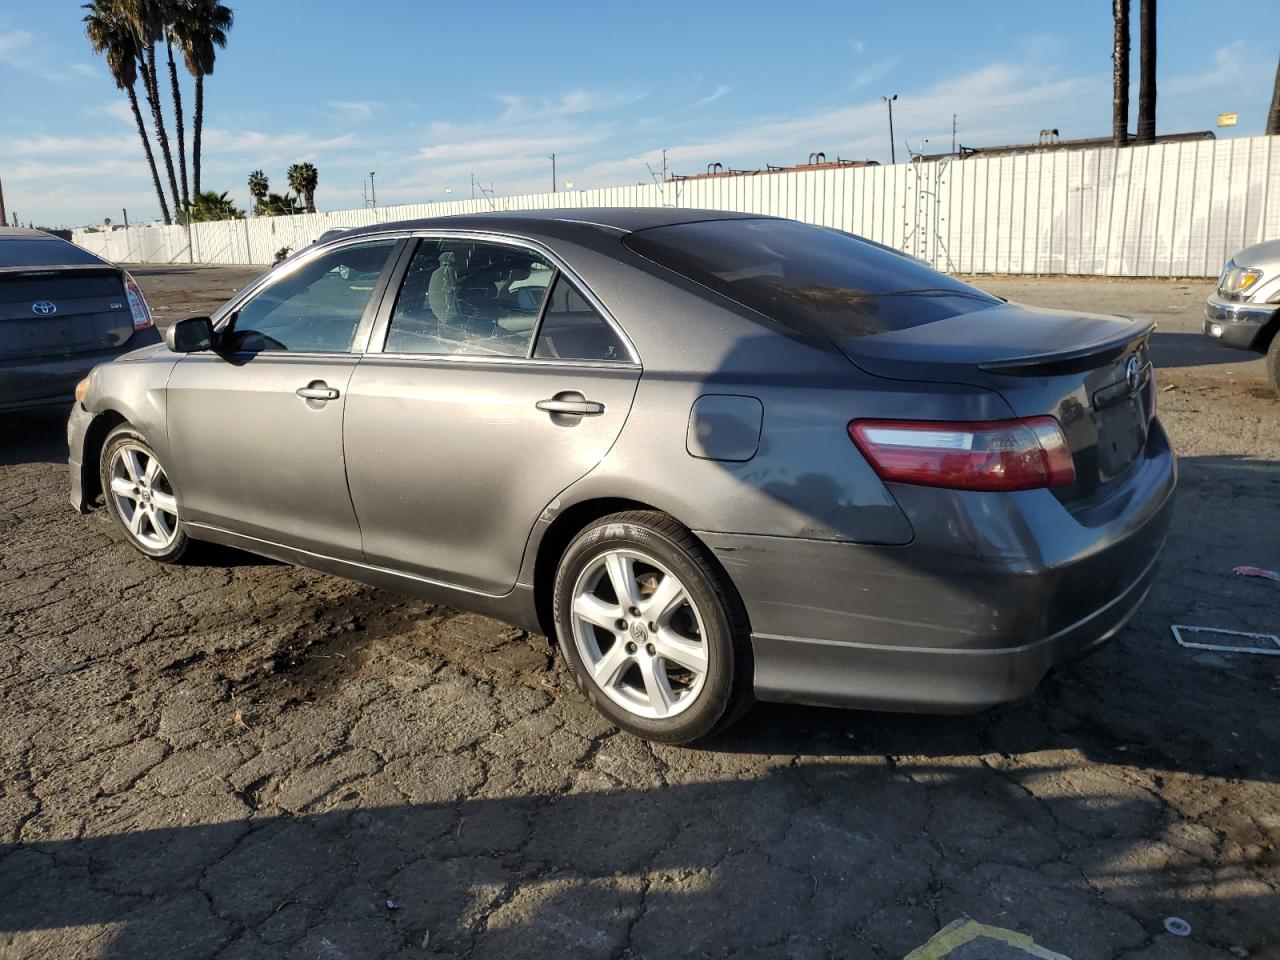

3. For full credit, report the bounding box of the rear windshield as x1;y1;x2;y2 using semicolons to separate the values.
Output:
0;238;104;268
623;218;999;338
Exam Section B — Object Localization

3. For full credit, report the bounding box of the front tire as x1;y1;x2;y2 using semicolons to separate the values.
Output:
99;425;192;563
552;510;752;744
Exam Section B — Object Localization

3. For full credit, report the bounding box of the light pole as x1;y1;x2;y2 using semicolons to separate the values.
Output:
550;154;556;193
881;94;898;164
368;171;376;207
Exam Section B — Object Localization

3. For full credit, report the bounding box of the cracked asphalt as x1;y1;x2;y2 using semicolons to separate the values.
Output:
1;267;1278;960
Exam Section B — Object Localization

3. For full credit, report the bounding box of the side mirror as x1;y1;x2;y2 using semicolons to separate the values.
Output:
165;316;215;353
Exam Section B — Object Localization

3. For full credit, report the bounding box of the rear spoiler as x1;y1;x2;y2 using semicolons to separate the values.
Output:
977;318;1155;376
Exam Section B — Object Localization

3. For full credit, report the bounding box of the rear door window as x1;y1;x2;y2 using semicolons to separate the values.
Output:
533;274;629;361
622;218;999;339
384;239;553;357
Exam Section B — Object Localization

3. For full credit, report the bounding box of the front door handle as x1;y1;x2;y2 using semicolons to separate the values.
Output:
296;383;340;401
537;396;605;417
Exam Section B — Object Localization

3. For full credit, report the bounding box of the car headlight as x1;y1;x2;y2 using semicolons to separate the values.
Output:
74;371;95;404
1217;260;1264;301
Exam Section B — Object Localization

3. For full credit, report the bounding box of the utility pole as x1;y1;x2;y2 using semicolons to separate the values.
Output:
550;154;556;193
951;114;957;155
0;176;6;228
881;95;898;164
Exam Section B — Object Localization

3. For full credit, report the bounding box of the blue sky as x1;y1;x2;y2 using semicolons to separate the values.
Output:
0;0;1275;226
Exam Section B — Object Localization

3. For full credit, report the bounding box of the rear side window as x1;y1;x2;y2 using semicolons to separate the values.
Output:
0;238;104;267
533;275;629;362
622;218;999;339
385;239;553;357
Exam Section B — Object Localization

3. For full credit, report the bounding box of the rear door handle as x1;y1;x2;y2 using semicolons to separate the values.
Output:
537;397;605;416
296;384;340;401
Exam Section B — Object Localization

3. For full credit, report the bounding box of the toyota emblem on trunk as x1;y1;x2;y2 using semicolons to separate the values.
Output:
1125;354;1141;391
32;300;57;316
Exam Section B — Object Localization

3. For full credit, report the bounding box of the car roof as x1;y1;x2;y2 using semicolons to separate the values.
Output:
0;227;58;240
343;207;772;243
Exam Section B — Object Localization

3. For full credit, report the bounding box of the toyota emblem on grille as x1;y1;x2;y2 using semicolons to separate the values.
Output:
1125;354;1141;391
32;300;57;316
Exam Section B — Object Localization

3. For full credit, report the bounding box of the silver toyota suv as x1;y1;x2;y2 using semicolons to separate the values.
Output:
1205;239;1280;398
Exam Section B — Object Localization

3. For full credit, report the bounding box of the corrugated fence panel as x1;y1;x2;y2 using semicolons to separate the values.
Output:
72;135;1280;275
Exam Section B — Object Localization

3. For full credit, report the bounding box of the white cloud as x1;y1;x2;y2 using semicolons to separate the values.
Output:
0;27;96;84
1164;42;1249;96
851;58;898;91
692;84;732;108
494;89;646;122
325;100;381;122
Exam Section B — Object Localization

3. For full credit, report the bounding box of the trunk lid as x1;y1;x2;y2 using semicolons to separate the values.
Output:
837;302;1157;505
0;265;134;360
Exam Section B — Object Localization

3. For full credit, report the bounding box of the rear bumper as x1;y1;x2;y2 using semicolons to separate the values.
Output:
0;329;159;412
701;419;1177;712
1203;295;1277;351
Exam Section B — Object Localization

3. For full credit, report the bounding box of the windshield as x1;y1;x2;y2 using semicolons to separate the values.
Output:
623;218;1000;339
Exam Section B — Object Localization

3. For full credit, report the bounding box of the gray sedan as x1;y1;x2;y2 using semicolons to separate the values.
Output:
67;209;1175;743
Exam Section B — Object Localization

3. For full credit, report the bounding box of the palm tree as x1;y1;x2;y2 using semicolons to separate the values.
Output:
247;170;269;215
163;5;189;214
1135;0;1156;144
182;189;244;222
119;0;182;216
260;192;305;217
84;0;172;223
287;162;319;213
171;0;233;197
1268;56;1280;136
1111;0;1129;146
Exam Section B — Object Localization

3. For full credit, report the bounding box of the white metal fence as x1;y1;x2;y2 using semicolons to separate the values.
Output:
73;134;1280;277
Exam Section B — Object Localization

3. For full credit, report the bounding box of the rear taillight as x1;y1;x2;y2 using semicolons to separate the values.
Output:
123;272;153;330
848;417;1076;491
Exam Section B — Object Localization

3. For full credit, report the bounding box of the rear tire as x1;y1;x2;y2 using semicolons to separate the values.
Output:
1266;330;1280;400
99;425;193;563
552;510;753;744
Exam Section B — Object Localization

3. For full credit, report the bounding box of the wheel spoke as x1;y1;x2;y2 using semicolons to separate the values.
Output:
121;449;143;483
143;455;161;485
150;491;178;516
638;657;675;717
591;640;633;689
604;552;640;608
109;476;139;500
652;628;708;675
128;503;146;535
147;506;168;538
573;593;622;632
640;573;687;625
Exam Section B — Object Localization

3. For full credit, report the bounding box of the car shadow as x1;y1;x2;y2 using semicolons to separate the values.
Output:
0;759;1274;958
0;407;72;466
1148;329;1262;369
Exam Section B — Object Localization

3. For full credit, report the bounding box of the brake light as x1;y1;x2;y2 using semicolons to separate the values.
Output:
848;417;1076;491
122;272;153;330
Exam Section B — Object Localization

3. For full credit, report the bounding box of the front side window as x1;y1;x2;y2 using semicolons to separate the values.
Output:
384;239;553;357
223;239;397;353
533;275;629;361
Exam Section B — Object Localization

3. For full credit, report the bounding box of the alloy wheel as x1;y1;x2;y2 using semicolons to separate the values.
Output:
569;548;709;719
107;443;180;551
